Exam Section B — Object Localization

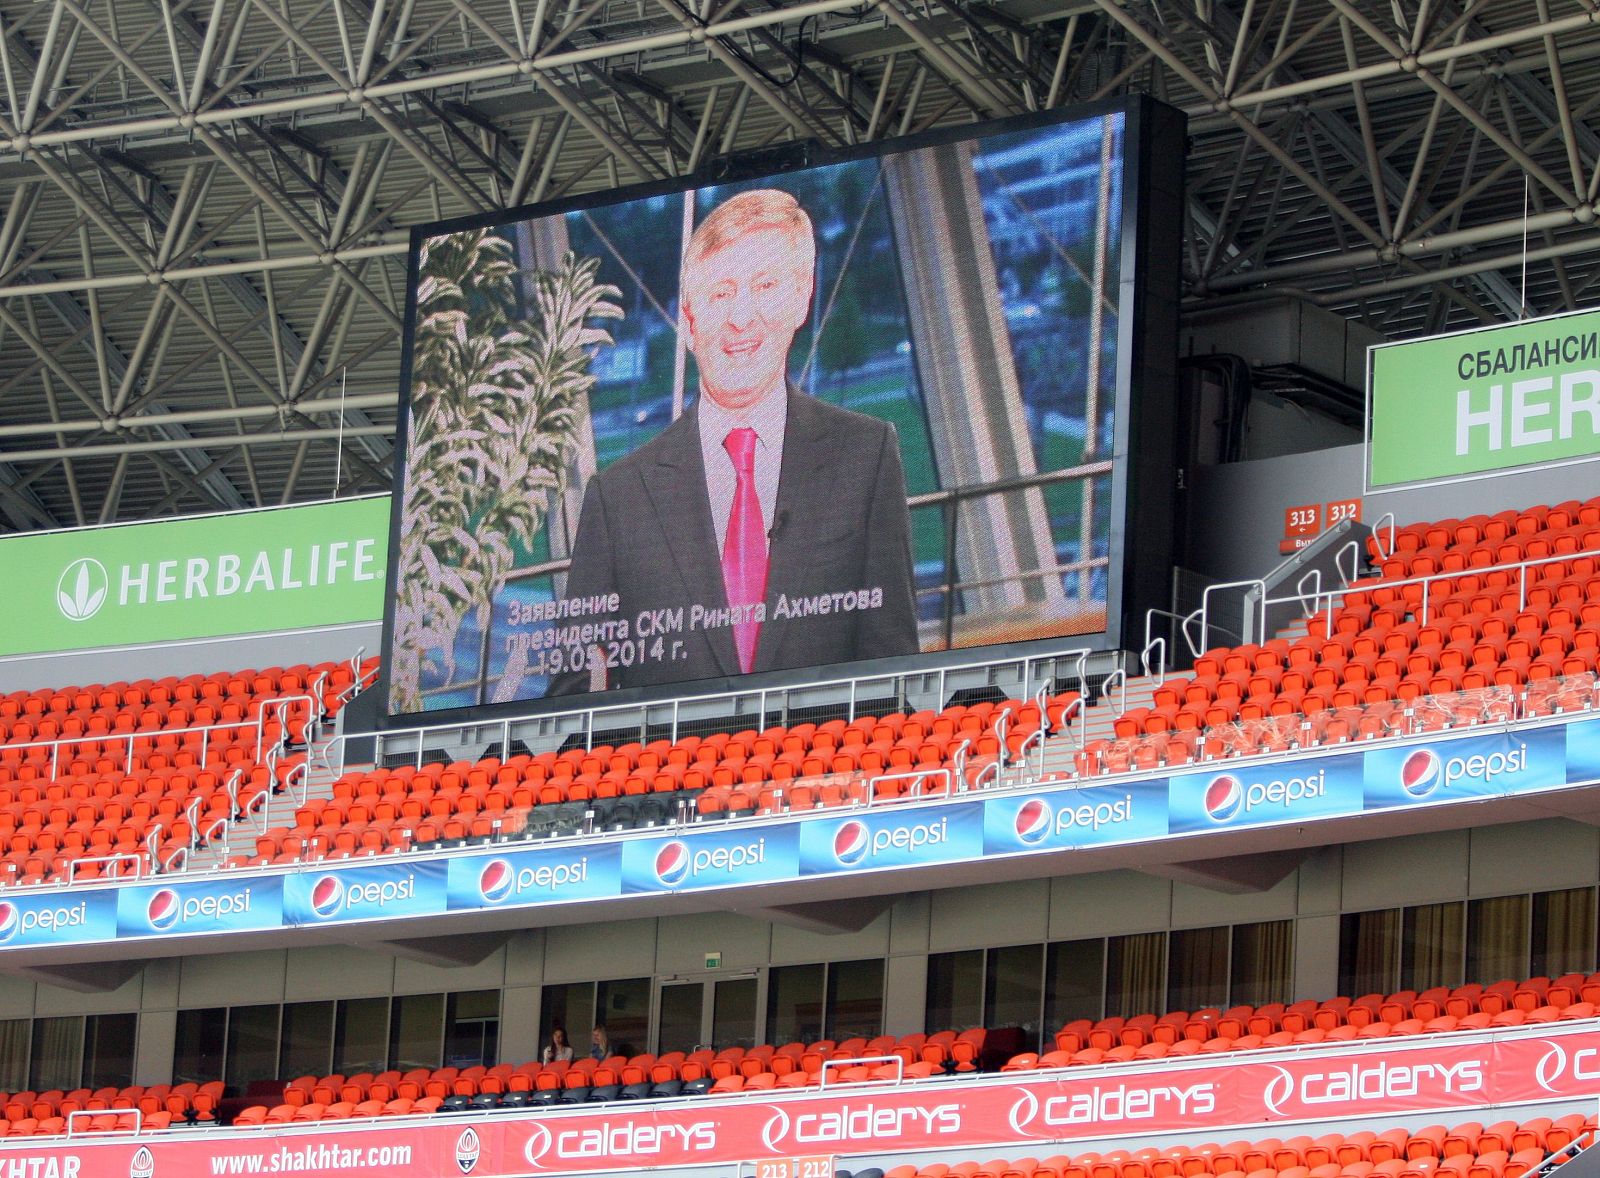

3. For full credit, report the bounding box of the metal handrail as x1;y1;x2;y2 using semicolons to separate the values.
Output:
865;767;954;806
64;853;144;885
1267;540;1600;640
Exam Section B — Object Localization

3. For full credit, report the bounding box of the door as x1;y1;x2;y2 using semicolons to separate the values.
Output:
653;976;760;1052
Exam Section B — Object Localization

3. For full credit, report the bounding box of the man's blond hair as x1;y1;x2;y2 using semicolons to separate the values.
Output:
682;188;816;289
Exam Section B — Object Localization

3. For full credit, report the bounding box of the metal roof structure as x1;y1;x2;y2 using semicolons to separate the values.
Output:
0;0;1594;528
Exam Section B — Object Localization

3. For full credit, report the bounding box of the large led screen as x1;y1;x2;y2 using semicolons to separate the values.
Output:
385;100;1178;716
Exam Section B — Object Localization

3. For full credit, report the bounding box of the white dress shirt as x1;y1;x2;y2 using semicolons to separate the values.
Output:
697;388;788;552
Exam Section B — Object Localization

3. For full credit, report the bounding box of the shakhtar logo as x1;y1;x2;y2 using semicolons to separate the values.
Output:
455;1126;481;1174
57;557;109;622
654;842;690;886
1014;800;1052;844
1204;774;1245;822
130;1145;156;1178
833;820;869;865
478;860;514;904
1401;749;1443;797
146;889;181;931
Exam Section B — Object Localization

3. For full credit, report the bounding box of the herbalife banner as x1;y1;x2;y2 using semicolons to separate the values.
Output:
0;496;390;658
1368;307;1600;489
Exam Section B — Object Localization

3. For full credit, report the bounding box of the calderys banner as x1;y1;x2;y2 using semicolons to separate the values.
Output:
0;495;389;658
2;715;1600;952
12;1022;1600;1177
1367;306;1600;489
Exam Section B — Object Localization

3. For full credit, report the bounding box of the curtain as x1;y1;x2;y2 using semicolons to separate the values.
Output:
0;1020;29;1092
1231;920;1294;1007
1341;909;1400;996
1403;901;1465;990
30;1016;84;1092
1107;932;1165;1018
1167;926;1229;1013
1532;888;1596;977
1466;895;1529;984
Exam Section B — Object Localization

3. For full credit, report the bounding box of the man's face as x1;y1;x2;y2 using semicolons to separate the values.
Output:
683;225;813;413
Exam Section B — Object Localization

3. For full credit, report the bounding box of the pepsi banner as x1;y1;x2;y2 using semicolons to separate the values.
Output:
282;861;447;925
118;876;283;939
1566;717;1600;785
620;825;801;893
1366;725;1565;809
448;844;622;910
5;1020;1599;1178
797;804;983;875
0;890;115;948
984;781;1169;854
1169;753;1365;835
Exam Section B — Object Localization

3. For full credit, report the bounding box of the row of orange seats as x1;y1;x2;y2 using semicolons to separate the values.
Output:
878;1116;1595;1178
0;1080;220;1125
236;699;1058;871
0;1112;174;1136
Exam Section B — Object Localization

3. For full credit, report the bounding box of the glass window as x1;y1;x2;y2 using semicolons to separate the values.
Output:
389;993;444;1072
826;960;885;1041
984;944;1043;1034
280;1001;334;1079
1231;921;1294;1008
1402;902;1464;990
711;978;758;1049
333;998;389;1074
82;1013;135;1090
540;982;594;1051
174;1008;227;1085
445;991;500;1068
1045;939;1105;1029
595;978;649;1057
1533;887;1596;978
925;950;984;1031
30;1017;84;1091
656;983;704;1055
1340;909;1399;997
767;965;825;1046
1467;895;1529;985
1105;932;1164;1019
0;1020;28;1092
1167;927;1229;1013
228;1005;283;1087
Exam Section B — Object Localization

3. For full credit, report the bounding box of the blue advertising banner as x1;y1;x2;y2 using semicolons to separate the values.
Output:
447;842;621;910
983;780;1169;854
1169;753;1365;835
1566;717;1600;786
797;802;983;875
1365;725;1566;808
620;825;800;893
117;875;283;939
282;860;448;925
0;890;116;947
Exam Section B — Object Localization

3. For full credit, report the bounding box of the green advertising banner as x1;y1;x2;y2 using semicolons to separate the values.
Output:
0;496;390;658
1368;307;1600;489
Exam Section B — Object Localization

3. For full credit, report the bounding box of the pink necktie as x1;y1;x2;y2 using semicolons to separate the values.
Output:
721;426;768;674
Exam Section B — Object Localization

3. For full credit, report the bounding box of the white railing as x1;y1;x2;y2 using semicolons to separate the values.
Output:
64;1108;142;1136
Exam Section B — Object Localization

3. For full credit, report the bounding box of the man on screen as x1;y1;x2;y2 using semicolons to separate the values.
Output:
548;188;919;695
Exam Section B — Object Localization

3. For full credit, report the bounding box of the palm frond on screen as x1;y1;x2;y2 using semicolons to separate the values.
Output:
392;229;623;712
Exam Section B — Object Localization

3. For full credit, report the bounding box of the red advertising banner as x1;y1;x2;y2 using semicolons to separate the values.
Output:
24;1023;1600;1178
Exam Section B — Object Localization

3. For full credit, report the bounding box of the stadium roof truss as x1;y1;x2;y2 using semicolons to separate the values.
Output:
0;0;1594;527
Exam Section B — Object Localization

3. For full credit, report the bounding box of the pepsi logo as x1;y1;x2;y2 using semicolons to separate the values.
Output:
478;860;514;904
147;889;180;931
130;1144;156;1178
1401;749;1443;797
0;903;18;944
1014;799;1052;844
833;820;869;865
1204;775;1244;823
654;841;690;887
309;876;344;919
456;1126;481;1174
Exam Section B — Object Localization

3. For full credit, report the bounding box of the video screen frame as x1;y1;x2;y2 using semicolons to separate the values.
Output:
378;94;1185;724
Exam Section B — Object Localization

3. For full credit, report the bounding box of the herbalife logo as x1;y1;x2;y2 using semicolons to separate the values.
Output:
56;558;109;621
